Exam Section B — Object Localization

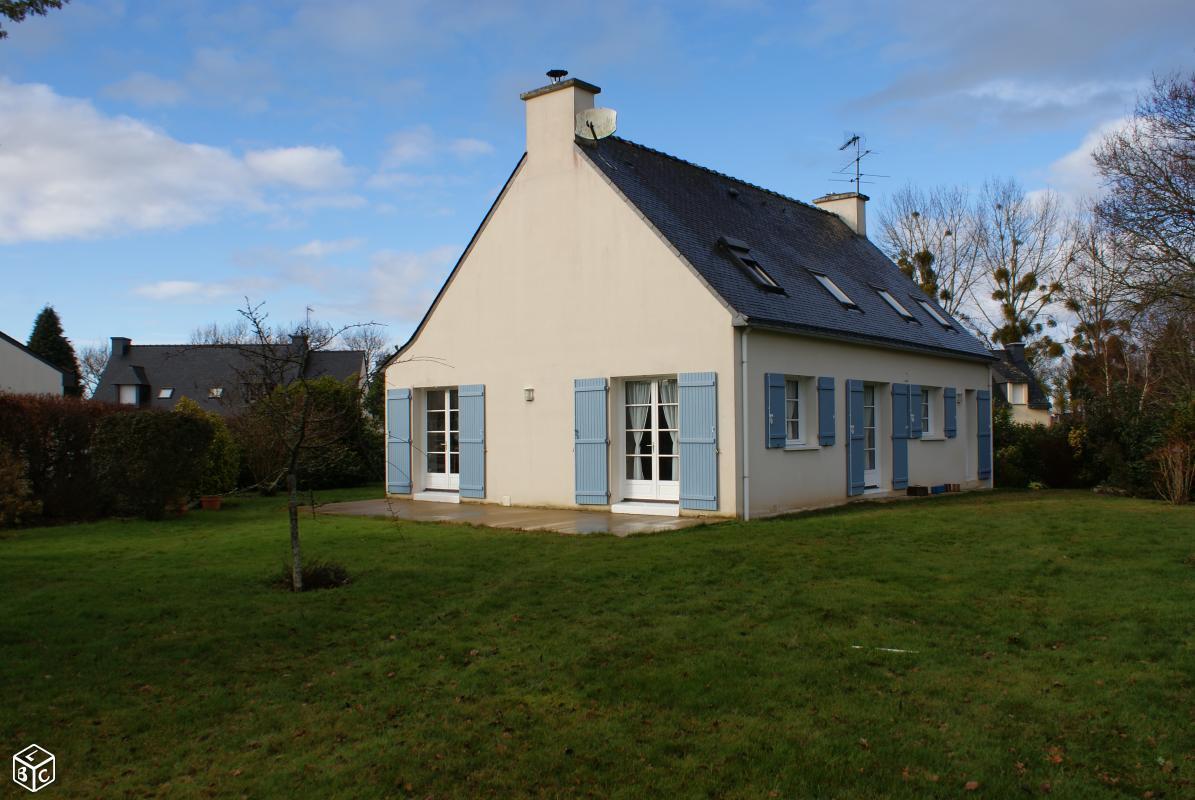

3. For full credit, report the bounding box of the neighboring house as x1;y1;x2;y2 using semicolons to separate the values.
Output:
991;343;1052;426
0;329;65;396
383;74;995;519
94;336;365;415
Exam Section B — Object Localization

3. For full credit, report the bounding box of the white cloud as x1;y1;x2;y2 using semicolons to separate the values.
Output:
291;238;364;258
0;78;258;243
103;72;188;107
245;146;353;190
133;280;236;301
381;125;493;168
365;245;459;320
963;80;1144;112
1039;117;1130;203
0;78;362;243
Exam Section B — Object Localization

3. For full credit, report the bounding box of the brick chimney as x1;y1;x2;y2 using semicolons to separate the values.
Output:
520;70;600;166
813;192;868;237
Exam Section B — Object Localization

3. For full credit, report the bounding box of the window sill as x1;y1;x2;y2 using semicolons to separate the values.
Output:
784;442;820;451
919;435;946;442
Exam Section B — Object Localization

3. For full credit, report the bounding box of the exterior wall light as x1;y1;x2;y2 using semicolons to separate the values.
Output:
524;387;535;402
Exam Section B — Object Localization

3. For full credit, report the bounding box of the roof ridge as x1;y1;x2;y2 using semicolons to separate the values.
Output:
608;136;832;217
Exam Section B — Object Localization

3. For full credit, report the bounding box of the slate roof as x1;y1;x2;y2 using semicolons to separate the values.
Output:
581;137;992;361
991;348;1051;409
94;341;365;415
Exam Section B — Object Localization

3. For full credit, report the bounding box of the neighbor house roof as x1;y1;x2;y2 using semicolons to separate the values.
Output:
0;329;67;377
991;348;1051;409
94;341;365;414
581;137;993;361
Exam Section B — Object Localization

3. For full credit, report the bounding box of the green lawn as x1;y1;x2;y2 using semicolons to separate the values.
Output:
2;490;1193;799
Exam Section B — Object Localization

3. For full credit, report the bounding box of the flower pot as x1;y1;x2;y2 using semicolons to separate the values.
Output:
200;495;223;511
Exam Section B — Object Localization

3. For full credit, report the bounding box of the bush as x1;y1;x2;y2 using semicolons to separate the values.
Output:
174;398;241;495
275;559;351;591
230;376;379;492
93;410;215;519
993;405;1081;489
0;393;123;521
0;444;41;527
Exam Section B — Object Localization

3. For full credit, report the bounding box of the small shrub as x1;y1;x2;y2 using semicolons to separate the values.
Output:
93;410;214;519
275;559;351;591
1151;439;1194;504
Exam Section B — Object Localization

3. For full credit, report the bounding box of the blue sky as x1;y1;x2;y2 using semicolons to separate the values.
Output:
2;0;1193;353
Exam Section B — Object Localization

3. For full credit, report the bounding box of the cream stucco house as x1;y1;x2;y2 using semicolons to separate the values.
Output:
383;74;994;519
0;329;65;396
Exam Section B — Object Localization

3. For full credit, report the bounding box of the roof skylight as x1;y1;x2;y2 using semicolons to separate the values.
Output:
877;289;914;320
719;237;783;292
917;300;952;329
811;272;857;308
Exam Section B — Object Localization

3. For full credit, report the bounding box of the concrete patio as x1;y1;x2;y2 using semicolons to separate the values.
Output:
316;497;711;536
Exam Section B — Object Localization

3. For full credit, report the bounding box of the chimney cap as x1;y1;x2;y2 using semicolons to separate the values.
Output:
812;191;870;204
520;77;601;102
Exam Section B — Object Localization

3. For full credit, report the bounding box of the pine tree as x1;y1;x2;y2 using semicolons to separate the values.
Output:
27;305;82;396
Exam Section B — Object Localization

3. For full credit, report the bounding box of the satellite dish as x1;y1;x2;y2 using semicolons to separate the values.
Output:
575;107;617;141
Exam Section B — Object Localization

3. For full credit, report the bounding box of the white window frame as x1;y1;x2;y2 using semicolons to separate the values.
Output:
877;289;914;320
1008;383;1028;404
920;386;939;437
783;375;818;447
917;299;952;328
812;272;857;308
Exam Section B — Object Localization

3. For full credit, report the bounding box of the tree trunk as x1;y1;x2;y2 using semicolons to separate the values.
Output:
287;472;303;592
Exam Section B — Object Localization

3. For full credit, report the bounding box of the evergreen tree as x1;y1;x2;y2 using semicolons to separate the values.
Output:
27;305;81;396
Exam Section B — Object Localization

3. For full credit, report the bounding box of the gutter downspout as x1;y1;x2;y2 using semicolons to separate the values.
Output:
740;325;750;521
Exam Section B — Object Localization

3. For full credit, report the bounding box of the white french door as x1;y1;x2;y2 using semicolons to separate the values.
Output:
425;388;459;491
863;383;879;489
623;378;680;502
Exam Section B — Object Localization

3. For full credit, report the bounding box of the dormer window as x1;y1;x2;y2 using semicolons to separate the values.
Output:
877;289;914;320
917;300;952;329
209;387;224;399
811;272;857;309
719;236;783;292
158;387;174;399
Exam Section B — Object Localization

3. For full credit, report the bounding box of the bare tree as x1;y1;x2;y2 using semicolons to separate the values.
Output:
338;324;391;374
1063;211;1138;398
974;179;1067;363
77;344;109;399
1094;71;1195;307
878;183;984;324
189;319;254;345
229;301;375;592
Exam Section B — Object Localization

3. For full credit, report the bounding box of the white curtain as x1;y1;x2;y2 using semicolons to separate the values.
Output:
627;381;650;480
659;379;678;430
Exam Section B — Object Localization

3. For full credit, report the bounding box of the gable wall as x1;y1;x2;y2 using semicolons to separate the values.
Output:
386;146;738;513
745;329;992;516
0;337;63;396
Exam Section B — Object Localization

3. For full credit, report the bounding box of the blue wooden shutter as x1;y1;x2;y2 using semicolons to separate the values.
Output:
977;389;992;479
943;387;957;438
891;383;910;490
846;379;865;496
574;378;609;505
909;383;922;439
765;373;786;448
385;388;412;494
458;384;485;498
817;377;835;446
679;372;718;510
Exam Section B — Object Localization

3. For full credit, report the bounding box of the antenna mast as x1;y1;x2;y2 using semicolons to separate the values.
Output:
833;133;887;190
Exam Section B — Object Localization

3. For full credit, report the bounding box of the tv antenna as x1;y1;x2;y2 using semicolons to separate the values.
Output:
833;132;887;189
